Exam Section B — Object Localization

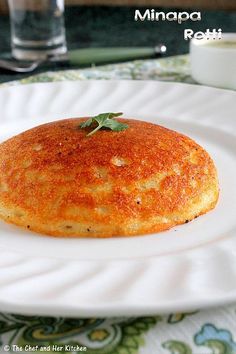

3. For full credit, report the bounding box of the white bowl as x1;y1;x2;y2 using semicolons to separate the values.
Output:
190;33;236;90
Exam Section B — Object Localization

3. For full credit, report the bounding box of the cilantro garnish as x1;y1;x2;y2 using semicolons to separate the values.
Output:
80;112;128;136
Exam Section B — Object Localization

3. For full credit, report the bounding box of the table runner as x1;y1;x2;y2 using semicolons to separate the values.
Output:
1;55;236;354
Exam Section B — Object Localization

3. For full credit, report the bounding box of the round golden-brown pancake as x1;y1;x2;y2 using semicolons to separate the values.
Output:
0;118;219;237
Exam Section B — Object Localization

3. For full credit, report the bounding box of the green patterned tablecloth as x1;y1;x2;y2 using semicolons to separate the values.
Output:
3;55;194;86
1;55;236;354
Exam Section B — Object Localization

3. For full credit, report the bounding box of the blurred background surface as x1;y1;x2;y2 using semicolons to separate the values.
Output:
0;0;236;11
0;0;235;82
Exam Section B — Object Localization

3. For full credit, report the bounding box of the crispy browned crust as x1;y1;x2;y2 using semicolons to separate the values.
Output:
0;118;219;237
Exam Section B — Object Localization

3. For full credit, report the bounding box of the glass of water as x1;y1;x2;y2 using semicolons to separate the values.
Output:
7;0;67;60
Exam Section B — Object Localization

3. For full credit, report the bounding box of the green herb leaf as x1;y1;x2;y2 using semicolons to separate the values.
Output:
80;112;128;136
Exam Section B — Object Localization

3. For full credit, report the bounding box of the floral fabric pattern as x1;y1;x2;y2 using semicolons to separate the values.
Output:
0;308;236;353
2;55;194;87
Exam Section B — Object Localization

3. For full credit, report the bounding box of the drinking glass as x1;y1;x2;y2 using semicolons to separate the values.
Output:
7;0;67;60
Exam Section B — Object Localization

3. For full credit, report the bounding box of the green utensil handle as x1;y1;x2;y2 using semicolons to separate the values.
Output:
68;47;163;66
